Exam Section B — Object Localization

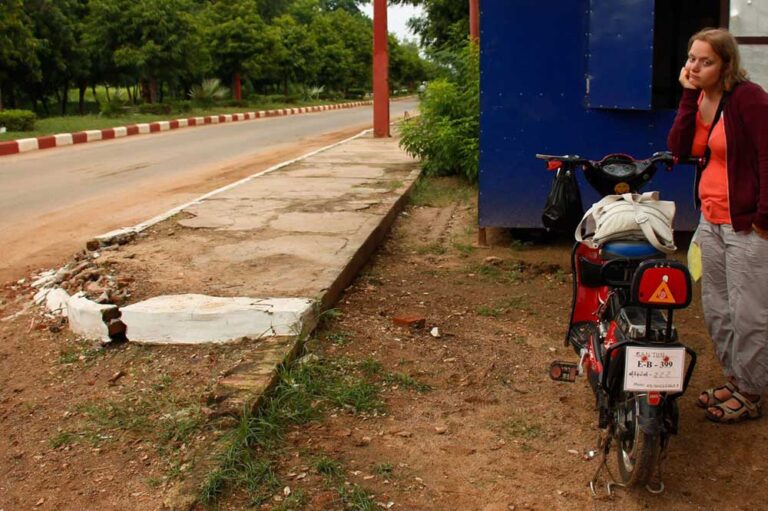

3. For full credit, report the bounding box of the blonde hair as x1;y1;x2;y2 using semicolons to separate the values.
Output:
689;28;748;91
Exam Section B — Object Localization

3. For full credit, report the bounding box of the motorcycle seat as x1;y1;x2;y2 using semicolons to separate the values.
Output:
601;240;662;260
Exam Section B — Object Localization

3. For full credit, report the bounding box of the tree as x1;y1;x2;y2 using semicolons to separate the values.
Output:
206;0;274;101
271;14;320;95
0;0;39;109
309;10;372;93
392;0;469;52
85;0;209;103
389;37;429;90
24;0;92;114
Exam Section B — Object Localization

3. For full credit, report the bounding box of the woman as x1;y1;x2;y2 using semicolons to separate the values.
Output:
668;27;768;423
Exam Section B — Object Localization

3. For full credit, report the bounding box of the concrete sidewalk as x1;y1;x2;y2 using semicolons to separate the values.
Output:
34;127;419;404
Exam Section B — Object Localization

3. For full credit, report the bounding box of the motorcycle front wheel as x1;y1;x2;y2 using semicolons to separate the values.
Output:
614;392;661;487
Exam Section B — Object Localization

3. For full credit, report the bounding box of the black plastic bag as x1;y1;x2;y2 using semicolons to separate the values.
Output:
541;168;584;233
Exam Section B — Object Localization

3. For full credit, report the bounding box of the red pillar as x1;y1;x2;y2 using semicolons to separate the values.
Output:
469;0;480;42
373;0;390;138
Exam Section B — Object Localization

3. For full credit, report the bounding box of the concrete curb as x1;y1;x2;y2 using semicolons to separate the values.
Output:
0;100;373;157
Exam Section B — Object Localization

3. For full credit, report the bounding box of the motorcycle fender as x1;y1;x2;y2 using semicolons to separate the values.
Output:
637;399;664;435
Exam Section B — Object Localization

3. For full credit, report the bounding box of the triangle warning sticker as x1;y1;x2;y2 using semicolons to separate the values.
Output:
649;280;676;304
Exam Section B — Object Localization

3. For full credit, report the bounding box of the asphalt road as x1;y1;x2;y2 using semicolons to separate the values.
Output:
0;100;418;281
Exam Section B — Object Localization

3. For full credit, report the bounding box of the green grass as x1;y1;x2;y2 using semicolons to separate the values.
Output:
373;462;394;477
199;357;385;506
57;343;104;365
383;372;432;393
313;456;344;480
415;241;447;255
0;98;364;142
409;176;474;207
466;262;523;284
325;330;351;345
476;296;529;318
452;241;475;256
504;418;543;440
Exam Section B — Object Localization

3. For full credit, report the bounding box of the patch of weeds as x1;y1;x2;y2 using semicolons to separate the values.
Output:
383;372;432;393
157;406;204;445
337;484;377;511
476;305;504;318
410;176;473;207
199;358;385;506
452;241;475;256
509;238;534;251
313;456;344;480
317;308;343;328
362;179;404;191
325;330;351;345
146;476;163;488
416;241;447;255
504;418;543;440
274;489;308;510
511;335;528;345
152;374;173;392
78;399;154;435
57;343;103;365
373;462;394;477
500;296;529;311
49;431;75;449
358;357;384;376
554;268;569;284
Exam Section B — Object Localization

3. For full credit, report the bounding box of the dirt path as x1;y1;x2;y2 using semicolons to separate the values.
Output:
0;124;368;283
1;177;766;510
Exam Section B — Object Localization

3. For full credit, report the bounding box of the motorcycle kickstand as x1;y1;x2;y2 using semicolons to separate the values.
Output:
588;430;625;499
645;438;669;494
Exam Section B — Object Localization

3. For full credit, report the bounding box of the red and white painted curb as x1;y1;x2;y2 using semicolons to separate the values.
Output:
0;100;373;157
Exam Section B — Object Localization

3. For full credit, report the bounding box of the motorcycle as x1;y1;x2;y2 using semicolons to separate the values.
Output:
537;152;697;495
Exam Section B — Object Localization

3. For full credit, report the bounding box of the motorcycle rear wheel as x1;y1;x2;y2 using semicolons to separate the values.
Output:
615;392;660;487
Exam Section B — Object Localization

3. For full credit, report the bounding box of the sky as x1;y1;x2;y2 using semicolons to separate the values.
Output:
360;4;424;43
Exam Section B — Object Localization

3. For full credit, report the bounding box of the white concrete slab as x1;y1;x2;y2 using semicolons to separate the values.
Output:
121;294;315;344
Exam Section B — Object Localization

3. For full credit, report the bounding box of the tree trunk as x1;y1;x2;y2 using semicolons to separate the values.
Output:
283;78;288;97
158;81;164;103
0;84;3;111
78;83;87;115
60;84;69;115
126;83;133;104
233;72;242;101
149;76;158;104
105;84;111;103
91;84;98;105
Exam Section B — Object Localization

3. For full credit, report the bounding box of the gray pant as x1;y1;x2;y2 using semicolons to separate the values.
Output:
698;218;768;395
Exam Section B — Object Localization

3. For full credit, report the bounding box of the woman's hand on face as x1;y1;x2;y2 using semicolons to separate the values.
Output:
679;66;697;90
753;224;768;240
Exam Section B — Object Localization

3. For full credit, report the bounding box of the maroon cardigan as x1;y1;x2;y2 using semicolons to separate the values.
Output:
667;81;768;232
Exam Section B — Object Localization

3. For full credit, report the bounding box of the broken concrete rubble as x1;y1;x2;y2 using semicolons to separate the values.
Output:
66;292;119;342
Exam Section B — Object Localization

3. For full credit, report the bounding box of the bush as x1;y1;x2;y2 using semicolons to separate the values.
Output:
99;89;130;118
138;103;172;115
173;100;193;113
190;78;229;107
347;88;367;100
0;109;37;131
399;43;479;183
224;99;249;108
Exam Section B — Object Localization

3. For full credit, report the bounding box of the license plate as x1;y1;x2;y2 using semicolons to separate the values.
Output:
623;346;686;392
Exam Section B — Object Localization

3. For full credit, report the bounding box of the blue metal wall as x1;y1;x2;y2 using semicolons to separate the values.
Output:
479;0;699;230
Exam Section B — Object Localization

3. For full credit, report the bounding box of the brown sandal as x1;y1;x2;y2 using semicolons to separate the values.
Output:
697;382;737;409
705;391;762;424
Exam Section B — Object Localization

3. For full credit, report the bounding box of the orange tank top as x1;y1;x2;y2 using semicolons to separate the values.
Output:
692;97;731;224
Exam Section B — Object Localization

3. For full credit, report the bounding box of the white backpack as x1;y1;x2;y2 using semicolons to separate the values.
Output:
574;191;677;253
